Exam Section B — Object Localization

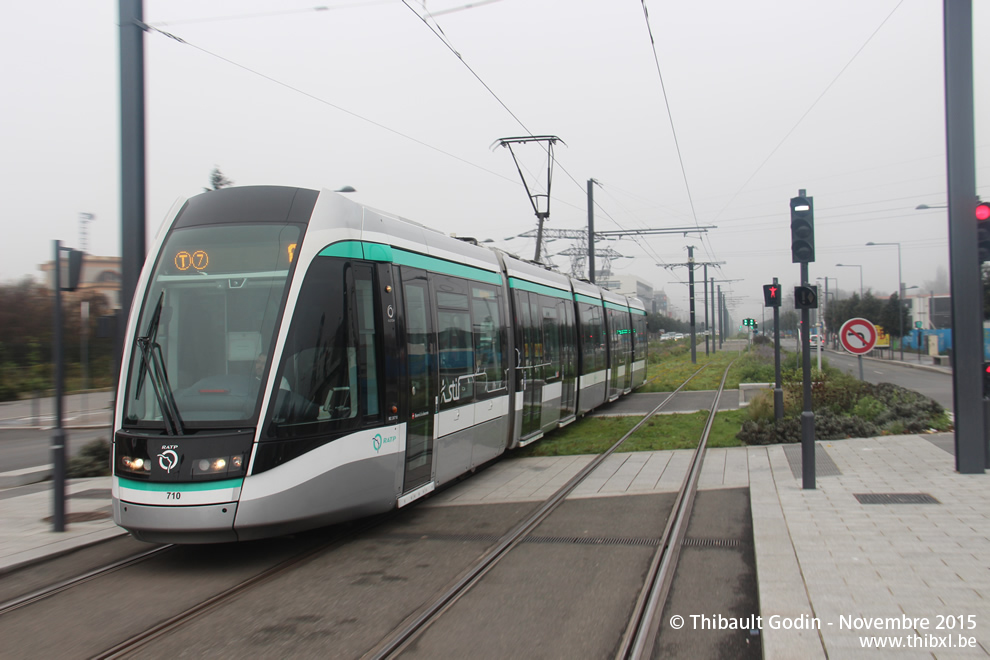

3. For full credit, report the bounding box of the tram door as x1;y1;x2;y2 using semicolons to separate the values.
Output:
401;269;437;492
516;290;543;438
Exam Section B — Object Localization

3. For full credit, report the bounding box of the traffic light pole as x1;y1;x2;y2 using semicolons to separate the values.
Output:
944;0;985;473
800;262;816;489
52;241;67;532
773;277;783;422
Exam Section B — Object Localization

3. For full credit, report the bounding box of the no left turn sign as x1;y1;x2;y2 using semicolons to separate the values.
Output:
839;318;878;355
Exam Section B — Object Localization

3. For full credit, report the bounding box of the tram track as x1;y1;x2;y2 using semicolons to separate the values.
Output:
366;360;732;659
0;545;174;616
1;360;737;660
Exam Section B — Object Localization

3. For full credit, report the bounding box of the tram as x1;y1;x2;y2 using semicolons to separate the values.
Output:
111;186;648;543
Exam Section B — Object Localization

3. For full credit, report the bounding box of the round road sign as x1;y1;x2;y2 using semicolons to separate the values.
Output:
839;317;877;355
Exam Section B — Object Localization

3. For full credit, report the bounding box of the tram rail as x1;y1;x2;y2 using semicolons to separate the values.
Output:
1;358;735;660
366;360;732;659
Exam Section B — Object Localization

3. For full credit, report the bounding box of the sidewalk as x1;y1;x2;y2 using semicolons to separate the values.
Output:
2;435;988;657
0;477;125;574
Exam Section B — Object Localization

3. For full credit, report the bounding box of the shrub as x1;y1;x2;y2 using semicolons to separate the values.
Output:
747;389;776;423
852;395;886;422
67;438;111;478
737;410;880;445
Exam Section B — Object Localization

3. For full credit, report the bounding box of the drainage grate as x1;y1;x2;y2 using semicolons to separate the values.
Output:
854;493;940;505
527;535;660;547
682;537;740;548
783;444;842;478
382;532;502;543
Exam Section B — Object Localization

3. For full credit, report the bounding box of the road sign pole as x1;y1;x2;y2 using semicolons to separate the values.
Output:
773;277;783;422
858;355;864;381
52;241;66;532
800;262;815;490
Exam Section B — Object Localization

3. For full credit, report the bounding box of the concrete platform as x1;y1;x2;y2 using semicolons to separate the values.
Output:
2;434;987;657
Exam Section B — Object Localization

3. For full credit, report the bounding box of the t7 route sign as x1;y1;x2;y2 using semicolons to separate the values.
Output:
839;317;878;355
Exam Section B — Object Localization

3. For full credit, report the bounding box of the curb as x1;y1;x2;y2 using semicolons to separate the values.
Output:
0;465;52;488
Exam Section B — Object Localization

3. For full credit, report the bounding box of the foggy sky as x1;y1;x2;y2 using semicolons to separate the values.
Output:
1;0;987;325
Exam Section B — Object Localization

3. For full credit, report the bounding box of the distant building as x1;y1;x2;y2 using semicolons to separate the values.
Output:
597;274;670;315
39;255;121;309
909;293;951;330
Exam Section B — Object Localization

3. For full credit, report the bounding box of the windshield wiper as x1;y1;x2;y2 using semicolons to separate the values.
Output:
134;290;185;435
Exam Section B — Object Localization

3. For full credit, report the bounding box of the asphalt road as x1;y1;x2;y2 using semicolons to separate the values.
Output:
817;348;954;412
0;391;113;473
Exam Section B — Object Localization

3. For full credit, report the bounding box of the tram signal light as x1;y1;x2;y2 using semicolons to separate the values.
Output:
790;195;815;263
794;285;818;310
977;200;990;263
61;249;84;292
763;284;781;307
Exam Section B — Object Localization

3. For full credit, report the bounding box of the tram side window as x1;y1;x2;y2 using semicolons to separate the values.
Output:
435;276;475;410
634;314;648;357
472;285;505;396
267;258;381;436
580;303;606;373
541;297;560;382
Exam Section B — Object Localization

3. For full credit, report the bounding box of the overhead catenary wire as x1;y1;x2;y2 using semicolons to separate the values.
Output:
402;1;685;274
138;22;522;188
709;0;907;223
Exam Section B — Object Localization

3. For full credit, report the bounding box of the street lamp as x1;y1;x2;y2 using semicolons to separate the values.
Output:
865;241;904;360
915;203;947;210
835;264;863;297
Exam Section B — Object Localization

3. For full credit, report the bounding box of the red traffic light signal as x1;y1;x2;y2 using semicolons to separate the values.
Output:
763;283;781;307
978;200;990;263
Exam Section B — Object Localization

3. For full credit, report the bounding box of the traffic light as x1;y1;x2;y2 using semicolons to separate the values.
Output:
977;200;990;264
794;285;818;309
790;195;815;263
65;249;83;292
984;361;990;397
763;283;781;307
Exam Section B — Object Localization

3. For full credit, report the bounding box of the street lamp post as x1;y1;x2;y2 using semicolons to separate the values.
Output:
835;264;863;298
865;242;904;360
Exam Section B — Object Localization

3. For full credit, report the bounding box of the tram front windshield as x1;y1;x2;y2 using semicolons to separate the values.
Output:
122;223;300;430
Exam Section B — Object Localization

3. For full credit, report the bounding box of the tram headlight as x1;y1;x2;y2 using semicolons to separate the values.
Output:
191;454;246;478
118;455;151;476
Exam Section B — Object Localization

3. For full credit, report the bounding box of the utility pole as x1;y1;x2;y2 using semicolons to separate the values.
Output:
703;264;709;356
119;0;147;374
718;286;723;349
663;250;725;364
944;0;985;472
710;277;716;353
588;178;596;283
688;247;696;364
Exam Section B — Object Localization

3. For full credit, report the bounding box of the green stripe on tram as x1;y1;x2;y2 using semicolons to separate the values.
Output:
574;293;602;306
507;277;572;300
118;477;244;492
604;300;629;313
318;241;502;285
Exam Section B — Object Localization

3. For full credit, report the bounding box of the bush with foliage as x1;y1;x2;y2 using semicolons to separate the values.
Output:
67;438;111;478
735;348;950;444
